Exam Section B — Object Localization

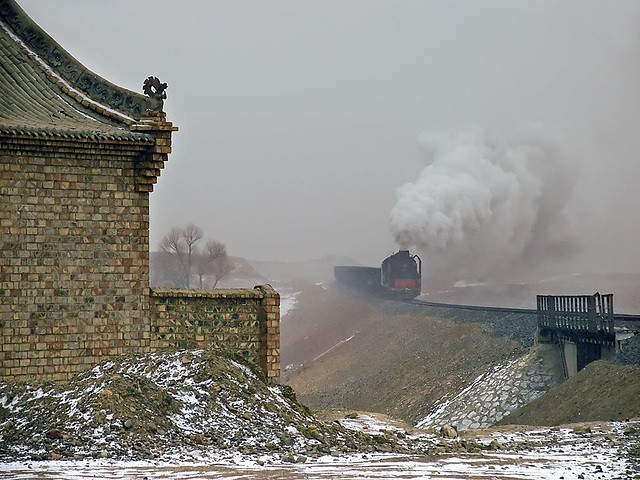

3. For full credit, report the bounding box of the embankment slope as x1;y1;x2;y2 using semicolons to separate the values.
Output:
498;360;640;426
282;283;523;424
282;281;640;427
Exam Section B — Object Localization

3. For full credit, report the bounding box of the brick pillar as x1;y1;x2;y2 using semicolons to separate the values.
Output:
256;284;280;384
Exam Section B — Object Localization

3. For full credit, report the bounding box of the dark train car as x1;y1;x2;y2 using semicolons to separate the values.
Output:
334;250;422;298
333;266;383;295
381;250;422;297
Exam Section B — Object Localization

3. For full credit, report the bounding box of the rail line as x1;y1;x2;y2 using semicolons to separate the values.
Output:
402;297;640;331
404;298;535;314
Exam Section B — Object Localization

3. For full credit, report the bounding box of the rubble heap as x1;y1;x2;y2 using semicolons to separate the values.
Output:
0;350;421;462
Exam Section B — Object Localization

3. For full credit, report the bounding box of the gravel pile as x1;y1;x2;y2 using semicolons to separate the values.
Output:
0;350;439;462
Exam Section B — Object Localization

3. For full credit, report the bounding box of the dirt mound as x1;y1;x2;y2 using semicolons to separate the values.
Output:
0;350;416;462
498;360;640;427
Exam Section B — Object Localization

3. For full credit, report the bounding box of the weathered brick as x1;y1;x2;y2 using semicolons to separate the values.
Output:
0;97;280;384
149;286;280;384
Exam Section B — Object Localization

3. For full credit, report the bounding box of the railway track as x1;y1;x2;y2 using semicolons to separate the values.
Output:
405;298;536;314
403;298;640;332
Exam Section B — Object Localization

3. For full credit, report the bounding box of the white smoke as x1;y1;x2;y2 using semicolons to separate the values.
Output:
390;127;577;285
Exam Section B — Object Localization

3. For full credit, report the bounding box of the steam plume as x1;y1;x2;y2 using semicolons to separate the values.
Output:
390;127;576;285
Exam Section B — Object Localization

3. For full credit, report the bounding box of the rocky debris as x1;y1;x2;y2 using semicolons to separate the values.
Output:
0;350;458;462
3;421;638;479
309;408;640;471
613;333;640;366
1;351;639;473
440;424;458;438
481;422;640;475
3;348;598;465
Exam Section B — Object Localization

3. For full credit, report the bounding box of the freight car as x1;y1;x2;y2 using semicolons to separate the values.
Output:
334;250;422;298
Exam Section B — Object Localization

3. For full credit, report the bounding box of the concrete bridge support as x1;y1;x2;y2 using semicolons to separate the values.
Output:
601;344;616;360
562;341;578;377
556;337;618;378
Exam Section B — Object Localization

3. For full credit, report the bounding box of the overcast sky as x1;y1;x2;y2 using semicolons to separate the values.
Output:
18;1;640;278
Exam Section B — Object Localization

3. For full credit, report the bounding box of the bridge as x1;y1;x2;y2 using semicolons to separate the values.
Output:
536;292;637;377
406;293;639;379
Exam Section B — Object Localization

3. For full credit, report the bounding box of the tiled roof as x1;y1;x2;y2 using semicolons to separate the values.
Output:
0;0;160;142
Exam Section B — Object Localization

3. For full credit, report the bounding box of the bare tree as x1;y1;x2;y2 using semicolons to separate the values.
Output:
160;227;189;287
182;224;203;288
203;241;234;288
156;225;232;288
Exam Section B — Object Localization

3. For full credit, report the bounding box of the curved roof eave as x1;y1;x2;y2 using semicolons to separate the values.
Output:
0;0;163;135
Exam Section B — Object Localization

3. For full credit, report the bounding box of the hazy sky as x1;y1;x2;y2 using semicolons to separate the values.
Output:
18;1;640;277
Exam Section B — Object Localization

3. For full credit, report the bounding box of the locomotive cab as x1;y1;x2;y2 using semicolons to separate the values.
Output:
381;250;422;297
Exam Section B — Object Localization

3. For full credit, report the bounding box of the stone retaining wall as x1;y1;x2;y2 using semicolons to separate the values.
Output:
149;286;280;384
416;344;564;431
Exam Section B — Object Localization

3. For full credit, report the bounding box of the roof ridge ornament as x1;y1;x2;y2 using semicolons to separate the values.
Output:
143;76;167;101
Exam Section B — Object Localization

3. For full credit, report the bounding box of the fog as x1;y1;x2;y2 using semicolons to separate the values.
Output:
18;1;640;279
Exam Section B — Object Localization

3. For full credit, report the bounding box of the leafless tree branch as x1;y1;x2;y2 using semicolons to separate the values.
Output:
155;225;232;289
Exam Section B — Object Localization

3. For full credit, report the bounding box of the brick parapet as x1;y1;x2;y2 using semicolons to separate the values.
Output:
254;285;281;383
149;286;280;384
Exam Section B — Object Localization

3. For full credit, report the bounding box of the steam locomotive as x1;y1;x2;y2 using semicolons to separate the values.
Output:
334;250;422;298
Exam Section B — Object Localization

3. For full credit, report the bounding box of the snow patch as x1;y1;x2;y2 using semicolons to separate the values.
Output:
279;291;299;317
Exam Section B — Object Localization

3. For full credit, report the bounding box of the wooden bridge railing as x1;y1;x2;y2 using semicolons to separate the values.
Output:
537;292;614;335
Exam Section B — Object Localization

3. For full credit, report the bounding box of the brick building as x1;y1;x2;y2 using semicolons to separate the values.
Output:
0;0;279;383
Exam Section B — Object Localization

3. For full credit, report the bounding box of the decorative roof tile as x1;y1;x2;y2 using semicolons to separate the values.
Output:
0;0;162;141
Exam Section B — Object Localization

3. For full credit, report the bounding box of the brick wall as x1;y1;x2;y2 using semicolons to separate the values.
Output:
0;120;281;385
149;285;280;384
0;137;154;381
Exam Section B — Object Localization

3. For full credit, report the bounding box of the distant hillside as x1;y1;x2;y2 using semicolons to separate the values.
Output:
215;256;269;288
247;255;359;285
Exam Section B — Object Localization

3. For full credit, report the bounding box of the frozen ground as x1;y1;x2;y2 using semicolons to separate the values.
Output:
279;289;300;318
1;419;638;479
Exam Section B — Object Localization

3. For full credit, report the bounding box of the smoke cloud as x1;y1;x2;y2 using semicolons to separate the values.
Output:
390;127;577;285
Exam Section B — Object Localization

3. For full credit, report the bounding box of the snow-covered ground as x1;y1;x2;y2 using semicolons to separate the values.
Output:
279;290;299;318
0;445;630;479
1;420;636;479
